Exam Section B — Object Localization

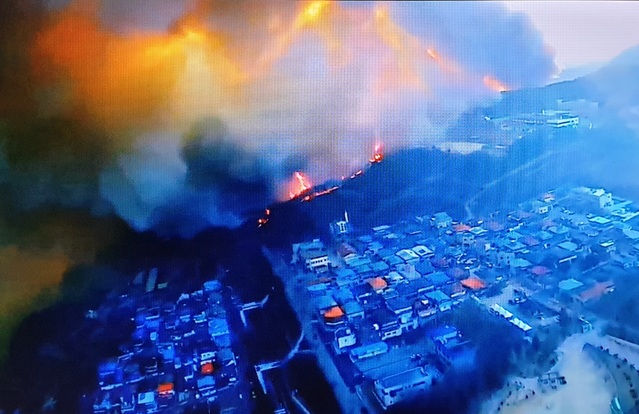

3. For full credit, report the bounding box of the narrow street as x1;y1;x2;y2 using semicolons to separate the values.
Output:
263;248;377;414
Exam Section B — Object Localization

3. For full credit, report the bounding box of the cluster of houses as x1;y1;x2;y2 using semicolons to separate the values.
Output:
88;278;241;414
291;185;639;409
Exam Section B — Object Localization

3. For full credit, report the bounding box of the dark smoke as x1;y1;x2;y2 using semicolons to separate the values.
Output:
0;0;557;238
393;2;558;88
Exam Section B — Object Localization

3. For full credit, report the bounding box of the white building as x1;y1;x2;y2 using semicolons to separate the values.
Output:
432;212;453;229
333;327;356;353
297;249;329;272
373;367;433;408
396;249;420;265
546;116;579;128
331;211;352;236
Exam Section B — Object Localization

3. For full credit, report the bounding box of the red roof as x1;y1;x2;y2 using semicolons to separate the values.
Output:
201;362;214;375
337;243;356;257
323;306;345;320
531;265;550;277
578;281;614;303
460;277;487;290
158;383;174;394
367;277;388;290
454;224;471;233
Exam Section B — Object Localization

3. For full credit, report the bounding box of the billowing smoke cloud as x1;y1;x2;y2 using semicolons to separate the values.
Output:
0;0;557;236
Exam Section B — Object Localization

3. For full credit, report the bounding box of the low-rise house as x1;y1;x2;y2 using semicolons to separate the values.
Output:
415;298;438;318
444;282;466;303
333;327;357;353
599;240;616;253
611;252;637;269
349;341;388;362
382;254;404;269
552;248;578;265
300;249;330;273
342;300;365;321
137;392;158;412
428;271;452;287
432;212;453;229
412;245;434;258
397;263;421;280
557;241;580;252
323;306;346;327
424;290;452;312
197;376;216;397
396;249;421;264
373;367;434;409
460;277;486;291
496;251;515;267
370;261;390;276
558;278;584;293
430;326;475;368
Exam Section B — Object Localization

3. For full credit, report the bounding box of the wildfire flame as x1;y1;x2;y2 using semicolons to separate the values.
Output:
370;143;384;163
259;1;346;70
31;9;247;129
426;48;439;61
294;1;330;30
425;47;461;74
373;5;425;92
288;171;312;199
483;75;509;92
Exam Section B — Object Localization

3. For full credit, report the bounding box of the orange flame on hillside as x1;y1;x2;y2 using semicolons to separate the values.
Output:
370;143;384;163
483;75;509;92
288;171;312;199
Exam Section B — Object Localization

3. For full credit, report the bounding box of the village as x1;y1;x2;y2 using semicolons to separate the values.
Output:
85;275;248;414
80;183;639;413
280;185;639;411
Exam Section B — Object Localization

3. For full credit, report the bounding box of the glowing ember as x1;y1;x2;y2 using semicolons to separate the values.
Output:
295;1;330;29
483;75;509;92
426;48;439;60
370;143;384;163
257;208;271;227
288;171;312;199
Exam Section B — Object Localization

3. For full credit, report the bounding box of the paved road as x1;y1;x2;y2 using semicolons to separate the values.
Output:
263;248;378;414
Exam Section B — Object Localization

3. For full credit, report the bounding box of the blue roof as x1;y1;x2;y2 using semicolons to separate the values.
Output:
425;290;451;302
335;268;356;279
350;341;388;358
370;261;390;273
434;212;452;222
428;272;451;286
342;300;364;315
558;278;584;291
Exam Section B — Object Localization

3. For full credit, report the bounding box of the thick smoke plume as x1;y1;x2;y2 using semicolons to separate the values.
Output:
0;0;557;236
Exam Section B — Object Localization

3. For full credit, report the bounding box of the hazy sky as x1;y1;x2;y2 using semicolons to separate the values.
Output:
503;1;639;69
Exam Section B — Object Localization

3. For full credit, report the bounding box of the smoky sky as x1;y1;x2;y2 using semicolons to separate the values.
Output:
0;0;557;237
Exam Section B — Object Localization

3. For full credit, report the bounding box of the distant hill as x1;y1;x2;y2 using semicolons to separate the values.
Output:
492;42;639;116
552;62;605;83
